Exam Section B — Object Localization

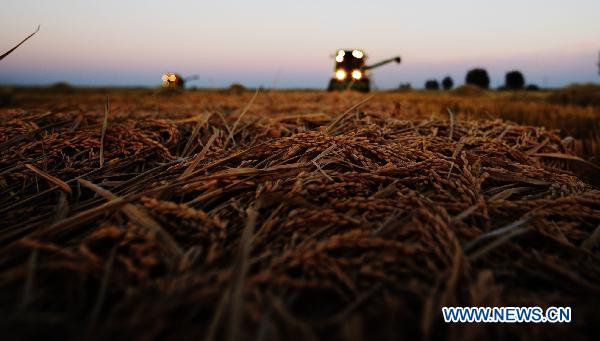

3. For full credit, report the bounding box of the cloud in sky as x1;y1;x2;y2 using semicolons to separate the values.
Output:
1;0;599;88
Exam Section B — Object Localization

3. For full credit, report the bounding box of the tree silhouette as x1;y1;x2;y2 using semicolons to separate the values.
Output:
465;68;490;89
425;80;440;90
505;70;525;90
442;76;453;90
398;83;412;90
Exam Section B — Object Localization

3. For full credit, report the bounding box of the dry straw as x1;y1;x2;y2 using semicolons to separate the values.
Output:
0;91;598;340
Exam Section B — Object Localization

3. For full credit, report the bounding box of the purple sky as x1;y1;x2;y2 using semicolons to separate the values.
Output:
1;0;599;89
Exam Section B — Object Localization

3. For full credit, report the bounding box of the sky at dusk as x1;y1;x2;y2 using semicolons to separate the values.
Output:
1;0;599;89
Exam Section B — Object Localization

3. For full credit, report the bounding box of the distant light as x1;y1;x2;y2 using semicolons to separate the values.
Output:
352;50;363;59
335;69;347;81
351;70;362;80
335;54;344;63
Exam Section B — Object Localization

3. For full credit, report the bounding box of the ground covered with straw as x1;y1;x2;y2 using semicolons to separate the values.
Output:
0;90;599;340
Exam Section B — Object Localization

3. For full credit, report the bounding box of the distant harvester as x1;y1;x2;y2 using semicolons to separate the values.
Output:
328;49;401;93
161;73;199;88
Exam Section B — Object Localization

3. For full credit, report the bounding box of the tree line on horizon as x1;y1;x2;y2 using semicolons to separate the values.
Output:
414;69;541;91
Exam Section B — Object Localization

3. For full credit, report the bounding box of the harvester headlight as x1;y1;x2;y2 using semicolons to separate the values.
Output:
168;74;177;82
352;50;363;59
337;50;345;56
161;74;168;82
351;70;362;80
335;54;344;63
335;69;347;81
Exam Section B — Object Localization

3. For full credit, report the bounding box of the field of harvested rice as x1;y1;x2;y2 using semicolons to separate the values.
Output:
0;89;599;340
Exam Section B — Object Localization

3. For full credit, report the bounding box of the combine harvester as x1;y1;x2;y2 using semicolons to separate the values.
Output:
161;73;199;89
327;49;401;92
